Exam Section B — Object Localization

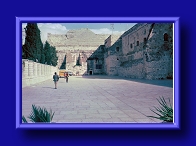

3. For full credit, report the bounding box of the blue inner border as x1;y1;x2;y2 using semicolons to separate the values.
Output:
16;17;180;129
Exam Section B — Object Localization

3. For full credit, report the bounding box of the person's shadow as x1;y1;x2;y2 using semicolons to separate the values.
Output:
42;87;55;89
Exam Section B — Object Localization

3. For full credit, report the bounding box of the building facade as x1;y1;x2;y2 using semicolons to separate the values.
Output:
87;23;173;79
47;28;110;75
47;23;173;79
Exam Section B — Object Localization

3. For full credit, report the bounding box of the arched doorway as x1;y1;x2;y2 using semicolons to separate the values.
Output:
164;33;168;41
89;70;93;75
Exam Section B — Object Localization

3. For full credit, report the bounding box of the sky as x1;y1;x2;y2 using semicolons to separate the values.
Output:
22;23;136;43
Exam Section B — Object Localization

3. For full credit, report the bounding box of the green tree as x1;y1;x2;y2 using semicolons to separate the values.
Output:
40;52;45;64
50;46;58;66
22;23;43;62
44;41;51;65
43;41;58;66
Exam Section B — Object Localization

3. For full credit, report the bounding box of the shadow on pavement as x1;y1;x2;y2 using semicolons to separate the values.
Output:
81;75;173;88
42;87;55;89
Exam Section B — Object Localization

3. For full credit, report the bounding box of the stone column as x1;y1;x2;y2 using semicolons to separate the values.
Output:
43;64;45;76
49;66;51;76
28;60;34;77
36;63;41;83
51;66;53;76
33;62;37;77
47;65;49;75
37;63;41;76
33;62;38;84
22;59;29;88
22;60;29;79
44;64;46;76
47;65;50;79
41;64;44;76
28;60;34;85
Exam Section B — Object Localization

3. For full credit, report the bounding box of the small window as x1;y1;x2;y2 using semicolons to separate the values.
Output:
96;64;102;69
130;43;132;48
164;33;168;41
116;47;119;52
137;41;139;46
144;38;147;43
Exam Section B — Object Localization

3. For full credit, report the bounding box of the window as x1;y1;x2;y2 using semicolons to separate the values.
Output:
130;43;132;48
116;47;119;52
96;64;102;69
144;29;146;35
137;41;139;46
144;38;147;43
164;33;168;41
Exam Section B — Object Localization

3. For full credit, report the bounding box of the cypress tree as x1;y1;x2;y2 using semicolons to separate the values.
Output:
43;41;58;66
44;41;51;65
50;46;58;66
22;23;43;62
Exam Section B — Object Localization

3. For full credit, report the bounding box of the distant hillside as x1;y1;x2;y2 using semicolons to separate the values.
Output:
47;28;121;50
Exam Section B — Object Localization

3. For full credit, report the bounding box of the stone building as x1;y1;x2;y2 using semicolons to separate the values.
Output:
47;28;110;75
86;34;122;75
103;23;173;79
87;45;105;75
47;23;173;79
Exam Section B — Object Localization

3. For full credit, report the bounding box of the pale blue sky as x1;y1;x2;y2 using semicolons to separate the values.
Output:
22;23;136;43
61;23;136;32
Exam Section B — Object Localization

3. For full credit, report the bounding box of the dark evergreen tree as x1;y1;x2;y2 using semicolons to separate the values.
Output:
43;41;58;66
50;46;58;66
22;23;43;62
40;51;45;64
44;41;51;65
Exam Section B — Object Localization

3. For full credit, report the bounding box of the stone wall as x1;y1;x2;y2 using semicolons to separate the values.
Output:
22;59;58;88
87;45;105;75
47;29;110;73
104;36;122;76
46;24;173;80
144;23;173;79
48;29;123;75
105;23;173;80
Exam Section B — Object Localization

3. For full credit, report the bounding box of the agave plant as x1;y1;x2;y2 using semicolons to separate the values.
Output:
22;104;55;123
147;96;173;122
22;115;28;123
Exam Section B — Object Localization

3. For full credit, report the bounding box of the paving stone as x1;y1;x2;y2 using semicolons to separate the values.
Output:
22;75;173;123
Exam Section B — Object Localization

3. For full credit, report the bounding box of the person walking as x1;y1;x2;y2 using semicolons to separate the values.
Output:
64;72;69;83
64;71;67;83
53;72;59;89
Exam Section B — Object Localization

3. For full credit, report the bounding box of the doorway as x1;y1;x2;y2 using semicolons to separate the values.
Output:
89;70;93;75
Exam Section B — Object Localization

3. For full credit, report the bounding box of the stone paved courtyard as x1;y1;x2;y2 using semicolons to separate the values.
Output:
22;75;173;123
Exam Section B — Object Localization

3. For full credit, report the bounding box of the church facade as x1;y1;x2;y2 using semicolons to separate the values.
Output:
48;23;173;79
87;23;173;79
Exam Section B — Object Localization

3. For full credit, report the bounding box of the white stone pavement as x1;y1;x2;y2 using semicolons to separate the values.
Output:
22;75;173;123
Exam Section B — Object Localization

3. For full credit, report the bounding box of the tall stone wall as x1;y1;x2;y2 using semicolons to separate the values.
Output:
47;29;110;73
106;23;173;80
144;23;173;79
46;24;173;80
22;59;58;88
86;45;105;75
